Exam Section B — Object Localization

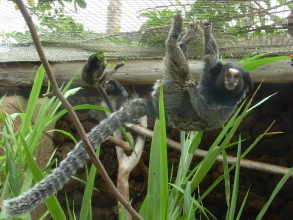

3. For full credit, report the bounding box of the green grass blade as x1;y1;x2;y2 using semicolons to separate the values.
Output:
241;56;290;71
236;53;268;64
144;82;168;220
236;187;250;220
50;104;110;124
0;94;7;108
16;123;66;220
226;136;242;220
49;129;77;143
19;127;67;220
222;150;230;208
191;146;223;191
183;182;195;220
247;93;277;112
4;142;21;197
65;193;75;220
255;167;293;220
79;147;100;220
20;65;45;135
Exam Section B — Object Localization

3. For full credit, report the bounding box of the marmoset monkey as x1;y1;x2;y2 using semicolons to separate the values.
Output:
82;53;125;112
1;12;252;217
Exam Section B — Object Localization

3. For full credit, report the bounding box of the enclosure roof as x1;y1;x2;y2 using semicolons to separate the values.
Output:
1;0;293;62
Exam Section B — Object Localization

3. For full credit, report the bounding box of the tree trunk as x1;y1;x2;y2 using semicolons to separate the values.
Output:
106;0;123;34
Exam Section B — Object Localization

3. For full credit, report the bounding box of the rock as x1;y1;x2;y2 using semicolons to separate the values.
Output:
262;212;281;220
55;142;75;161
279;111;291;122
91;207;115;220
53;120;74;144
279;201;293;220
88;109;107;123
81;121;96;132
242;192;266;212
259;138;287;157
76;96;88;106
238;110;258;131
260;101;282;116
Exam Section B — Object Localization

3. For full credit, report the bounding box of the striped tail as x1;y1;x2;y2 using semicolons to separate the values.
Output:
1;98;149;217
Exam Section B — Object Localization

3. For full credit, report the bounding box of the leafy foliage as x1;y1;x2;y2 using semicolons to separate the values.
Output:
140;9;176;27
236;53;291;71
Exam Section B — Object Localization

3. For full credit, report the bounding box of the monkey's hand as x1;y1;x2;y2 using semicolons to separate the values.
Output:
114;61;125;70
98;61;125;86
202;20;212;37
184;80;198;96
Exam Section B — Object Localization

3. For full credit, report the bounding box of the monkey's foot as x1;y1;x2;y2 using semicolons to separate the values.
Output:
170;11;183;37
179;25;198;45
184;80;198;95
202;20;212;36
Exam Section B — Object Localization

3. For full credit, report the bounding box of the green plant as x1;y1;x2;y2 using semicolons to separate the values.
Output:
139;9;176;27
137;66;292;219
236;53;290;71
0;66;109;219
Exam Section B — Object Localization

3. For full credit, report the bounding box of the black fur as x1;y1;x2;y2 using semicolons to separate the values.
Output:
198;63;253;106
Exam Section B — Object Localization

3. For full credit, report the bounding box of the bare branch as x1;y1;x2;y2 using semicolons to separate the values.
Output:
107;136;132;152
13;0;142;219
126;122;293;177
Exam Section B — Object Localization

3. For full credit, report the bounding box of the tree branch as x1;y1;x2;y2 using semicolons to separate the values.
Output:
126;122;293;177
13;0;142;219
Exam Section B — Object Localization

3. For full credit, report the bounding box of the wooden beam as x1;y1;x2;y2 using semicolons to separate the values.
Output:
1;58;293;87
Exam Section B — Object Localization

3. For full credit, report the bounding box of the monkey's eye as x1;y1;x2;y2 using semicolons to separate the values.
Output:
233;73;240;79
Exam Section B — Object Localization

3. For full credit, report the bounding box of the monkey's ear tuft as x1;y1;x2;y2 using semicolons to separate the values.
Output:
243;72;253;89
209;62;224;75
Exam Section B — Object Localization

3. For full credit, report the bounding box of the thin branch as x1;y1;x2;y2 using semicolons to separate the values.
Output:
126;122;293;177
107;135;132;152
13;0;142;219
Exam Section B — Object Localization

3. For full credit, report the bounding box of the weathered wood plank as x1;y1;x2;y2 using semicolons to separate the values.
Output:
1;58;293;87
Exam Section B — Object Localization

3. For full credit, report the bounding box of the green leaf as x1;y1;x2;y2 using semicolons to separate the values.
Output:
236;53;268;64
75;0;87;8
20;65;45;135
236;188;250;220
142;82;168;220
256;167;293;220
79;147;100;220
241;56;290;71
222;150;230;208
226;136;242;220
5;144;21;197
20;129;67;220
50;129;77;143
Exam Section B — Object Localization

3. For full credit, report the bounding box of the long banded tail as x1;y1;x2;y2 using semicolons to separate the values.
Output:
1;99;149;217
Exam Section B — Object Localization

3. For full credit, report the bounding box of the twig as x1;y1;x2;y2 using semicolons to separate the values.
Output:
13;0;143;219
107;136;132;152
126;122;293;177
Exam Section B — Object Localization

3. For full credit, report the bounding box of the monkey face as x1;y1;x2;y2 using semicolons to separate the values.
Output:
224;68;241;90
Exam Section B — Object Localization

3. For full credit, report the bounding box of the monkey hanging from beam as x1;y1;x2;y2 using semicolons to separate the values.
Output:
1;12;252;217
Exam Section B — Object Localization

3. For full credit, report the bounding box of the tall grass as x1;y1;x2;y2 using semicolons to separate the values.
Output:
139;80;293;219
0;66;108;220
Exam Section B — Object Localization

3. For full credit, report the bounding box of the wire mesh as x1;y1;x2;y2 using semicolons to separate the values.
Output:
1;0;293;62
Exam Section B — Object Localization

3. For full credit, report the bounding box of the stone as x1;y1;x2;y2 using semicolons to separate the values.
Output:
88;109;107;123
91;207;115;220
279;201;293;220
238;110;258;131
